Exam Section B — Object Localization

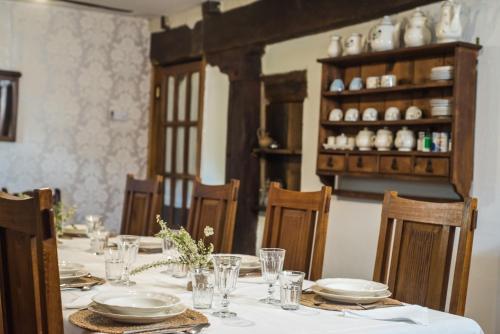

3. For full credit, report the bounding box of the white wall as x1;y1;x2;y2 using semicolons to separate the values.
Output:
0;1;151;232
261;1;500;333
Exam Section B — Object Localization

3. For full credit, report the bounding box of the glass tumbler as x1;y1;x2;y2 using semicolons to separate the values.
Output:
104;248;123;282
191;268;215;309
212;255;241;318
85;215;103;235
116;235;140;286
90;229;109;255
259;248;286;304
279;271;305;310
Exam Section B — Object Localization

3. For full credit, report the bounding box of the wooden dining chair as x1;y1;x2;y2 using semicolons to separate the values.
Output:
186;178;240;253
262;182;332;280
120;174;163;236
0;189;63;334
373;191;478;315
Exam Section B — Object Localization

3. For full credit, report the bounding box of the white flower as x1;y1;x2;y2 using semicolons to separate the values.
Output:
204;226;214;237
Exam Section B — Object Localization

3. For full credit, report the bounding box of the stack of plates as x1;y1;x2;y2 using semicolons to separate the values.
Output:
59;261;88;283
430;98;453;118
90;291;186;324
430;66;454;81
311;278;391;304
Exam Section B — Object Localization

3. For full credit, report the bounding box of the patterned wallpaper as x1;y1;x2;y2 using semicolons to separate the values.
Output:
0;1;151;232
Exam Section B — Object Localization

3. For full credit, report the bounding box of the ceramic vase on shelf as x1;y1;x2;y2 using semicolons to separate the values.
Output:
368;16;401;52
404;8;432;47
356;127;375;151
344;33;364;55
436;0;462;43
395;126;416;151
327;35;343;57
374;127;393;151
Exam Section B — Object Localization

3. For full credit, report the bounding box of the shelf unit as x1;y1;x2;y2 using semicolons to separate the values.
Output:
316;42;481;200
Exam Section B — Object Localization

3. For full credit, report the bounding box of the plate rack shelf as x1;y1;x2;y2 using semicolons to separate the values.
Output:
316;42;481;200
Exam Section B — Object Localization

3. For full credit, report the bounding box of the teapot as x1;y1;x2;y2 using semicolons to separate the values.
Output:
374;127;393;151
436;0;462;43
356;127;375;151
344;33;364;55
327;35;343;57
395;126;416;151
404;8;432;47
369;16;401;52
257;128;273;148
335;133;348;150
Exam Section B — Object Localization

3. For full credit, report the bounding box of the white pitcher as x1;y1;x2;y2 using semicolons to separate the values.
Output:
327;35;343;57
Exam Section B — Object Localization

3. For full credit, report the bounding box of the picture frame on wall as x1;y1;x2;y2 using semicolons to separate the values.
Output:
0;70;21;142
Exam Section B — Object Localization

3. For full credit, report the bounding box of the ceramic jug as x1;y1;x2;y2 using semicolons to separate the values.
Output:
327;35;343;57
369;16;401;52
344;33;364;55
436;0;462;43
404;8;432;47
257;128;273;148
336;133;348;150
395;126;416;151
374;127;393;151
356;127;376;151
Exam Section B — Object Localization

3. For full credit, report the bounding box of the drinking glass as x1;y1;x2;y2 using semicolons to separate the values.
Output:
116;235;140;286
85;215;103;235
191;268;215;309
279;271;305;310
104;248;123;282
259;248;286;304
212;255;241;318
172;262;189;278
161;234;177;274
89;229;109;255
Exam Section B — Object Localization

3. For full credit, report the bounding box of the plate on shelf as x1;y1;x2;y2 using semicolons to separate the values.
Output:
88;303;187;324
311;285;391;304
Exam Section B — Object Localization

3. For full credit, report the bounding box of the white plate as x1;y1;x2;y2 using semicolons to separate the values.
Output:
92;291;181;316
311;285;391;304
60;270;88;282
214;254;260;269
59;261;85;276
88;303;187;324
431;65;453;71
62;224;88;236
140;237;162;249
315;278;388;297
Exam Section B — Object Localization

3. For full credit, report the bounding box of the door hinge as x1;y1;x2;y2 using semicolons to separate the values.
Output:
155;85;161;99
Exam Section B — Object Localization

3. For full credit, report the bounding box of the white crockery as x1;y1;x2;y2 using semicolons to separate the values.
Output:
59;270;88;282
62;224;88;236
344;108;360;122
395;126;416;151
59;261;85;276
405;106;423;120
311;285;392;304
344;33;363;55
315;278;389;297
404;8;432;47
88;303;187;324
217;254;260;270
381;74;397;88
384;107;401;121
436;0;462;43
369;16;401;51
329;108;343;121
355;128;375;151
374;128;393;151
327;35;342;57
362;107;378;121
366;76;380;89
92;291;181;316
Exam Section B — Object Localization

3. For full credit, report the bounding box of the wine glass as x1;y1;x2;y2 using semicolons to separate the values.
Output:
259;248;285;304
212;255;241;318
116;235;140;286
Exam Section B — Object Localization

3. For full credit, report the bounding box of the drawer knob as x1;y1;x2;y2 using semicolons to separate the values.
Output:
327;157;334;167
391;158;398;170
356;157;363;168
425;159;434;173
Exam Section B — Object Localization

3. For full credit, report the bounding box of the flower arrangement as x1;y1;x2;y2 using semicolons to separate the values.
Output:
53;202;76;236
131;215;214;275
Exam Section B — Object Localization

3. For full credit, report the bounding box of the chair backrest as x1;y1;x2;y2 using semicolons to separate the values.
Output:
262;183;332;280
121;174;163;236
186;178;240;253
0;189;63;334
373;191;478;315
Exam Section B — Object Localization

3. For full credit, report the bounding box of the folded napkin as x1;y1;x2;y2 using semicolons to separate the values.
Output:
342;305;430;325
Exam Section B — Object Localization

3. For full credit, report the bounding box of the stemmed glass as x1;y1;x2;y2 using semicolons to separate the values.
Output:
116;235;140;286
212;255;241;318
259;248;286;304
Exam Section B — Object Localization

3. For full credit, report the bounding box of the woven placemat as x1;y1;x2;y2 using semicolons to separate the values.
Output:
300;291;403;311
60;275;106;289
69;308;209;334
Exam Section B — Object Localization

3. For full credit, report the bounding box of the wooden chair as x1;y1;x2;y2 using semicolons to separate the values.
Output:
186;178;240;253
120;174;163;236
0;189;63;334
373;191;478;315
262;183;332;280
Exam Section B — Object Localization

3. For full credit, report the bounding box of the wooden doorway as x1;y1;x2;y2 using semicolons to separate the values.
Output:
149;60;205;227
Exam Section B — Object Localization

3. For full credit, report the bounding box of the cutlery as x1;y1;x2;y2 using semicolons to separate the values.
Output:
60;281;99;291
123;324;197;334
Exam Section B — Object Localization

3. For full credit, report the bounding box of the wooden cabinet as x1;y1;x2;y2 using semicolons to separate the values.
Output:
315;42;481;199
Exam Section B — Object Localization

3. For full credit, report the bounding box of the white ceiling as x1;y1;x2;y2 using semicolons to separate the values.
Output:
15;0;206;17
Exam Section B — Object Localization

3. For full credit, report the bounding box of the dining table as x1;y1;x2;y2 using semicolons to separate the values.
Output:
59;237;484;334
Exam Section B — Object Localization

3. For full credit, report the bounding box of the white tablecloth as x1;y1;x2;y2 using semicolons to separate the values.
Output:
59;238;483;334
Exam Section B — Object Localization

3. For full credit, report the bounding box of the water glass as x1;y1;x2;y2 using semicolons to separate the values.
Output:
191;268;215;309
90;229;108;255
259;248;286;304
279;271;305;310
104;248;123;282
212;255;241;318
161;236;177;274
85;215;103;235
116;235;140;286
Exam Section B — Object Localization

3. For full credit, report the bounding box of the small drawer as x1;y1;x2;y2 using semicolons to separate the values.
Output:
347;155;378;173
318;154;345;172
380;156;412;174
414;158;449;177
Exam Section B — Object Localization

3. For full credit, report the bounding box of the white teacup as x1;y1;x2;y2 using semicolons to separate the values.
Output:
405;106;423;120
366;76;380;89
385;107;401;121
381;74;397;87
344;108;360;122
362;107;378;121
328;108;343;121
